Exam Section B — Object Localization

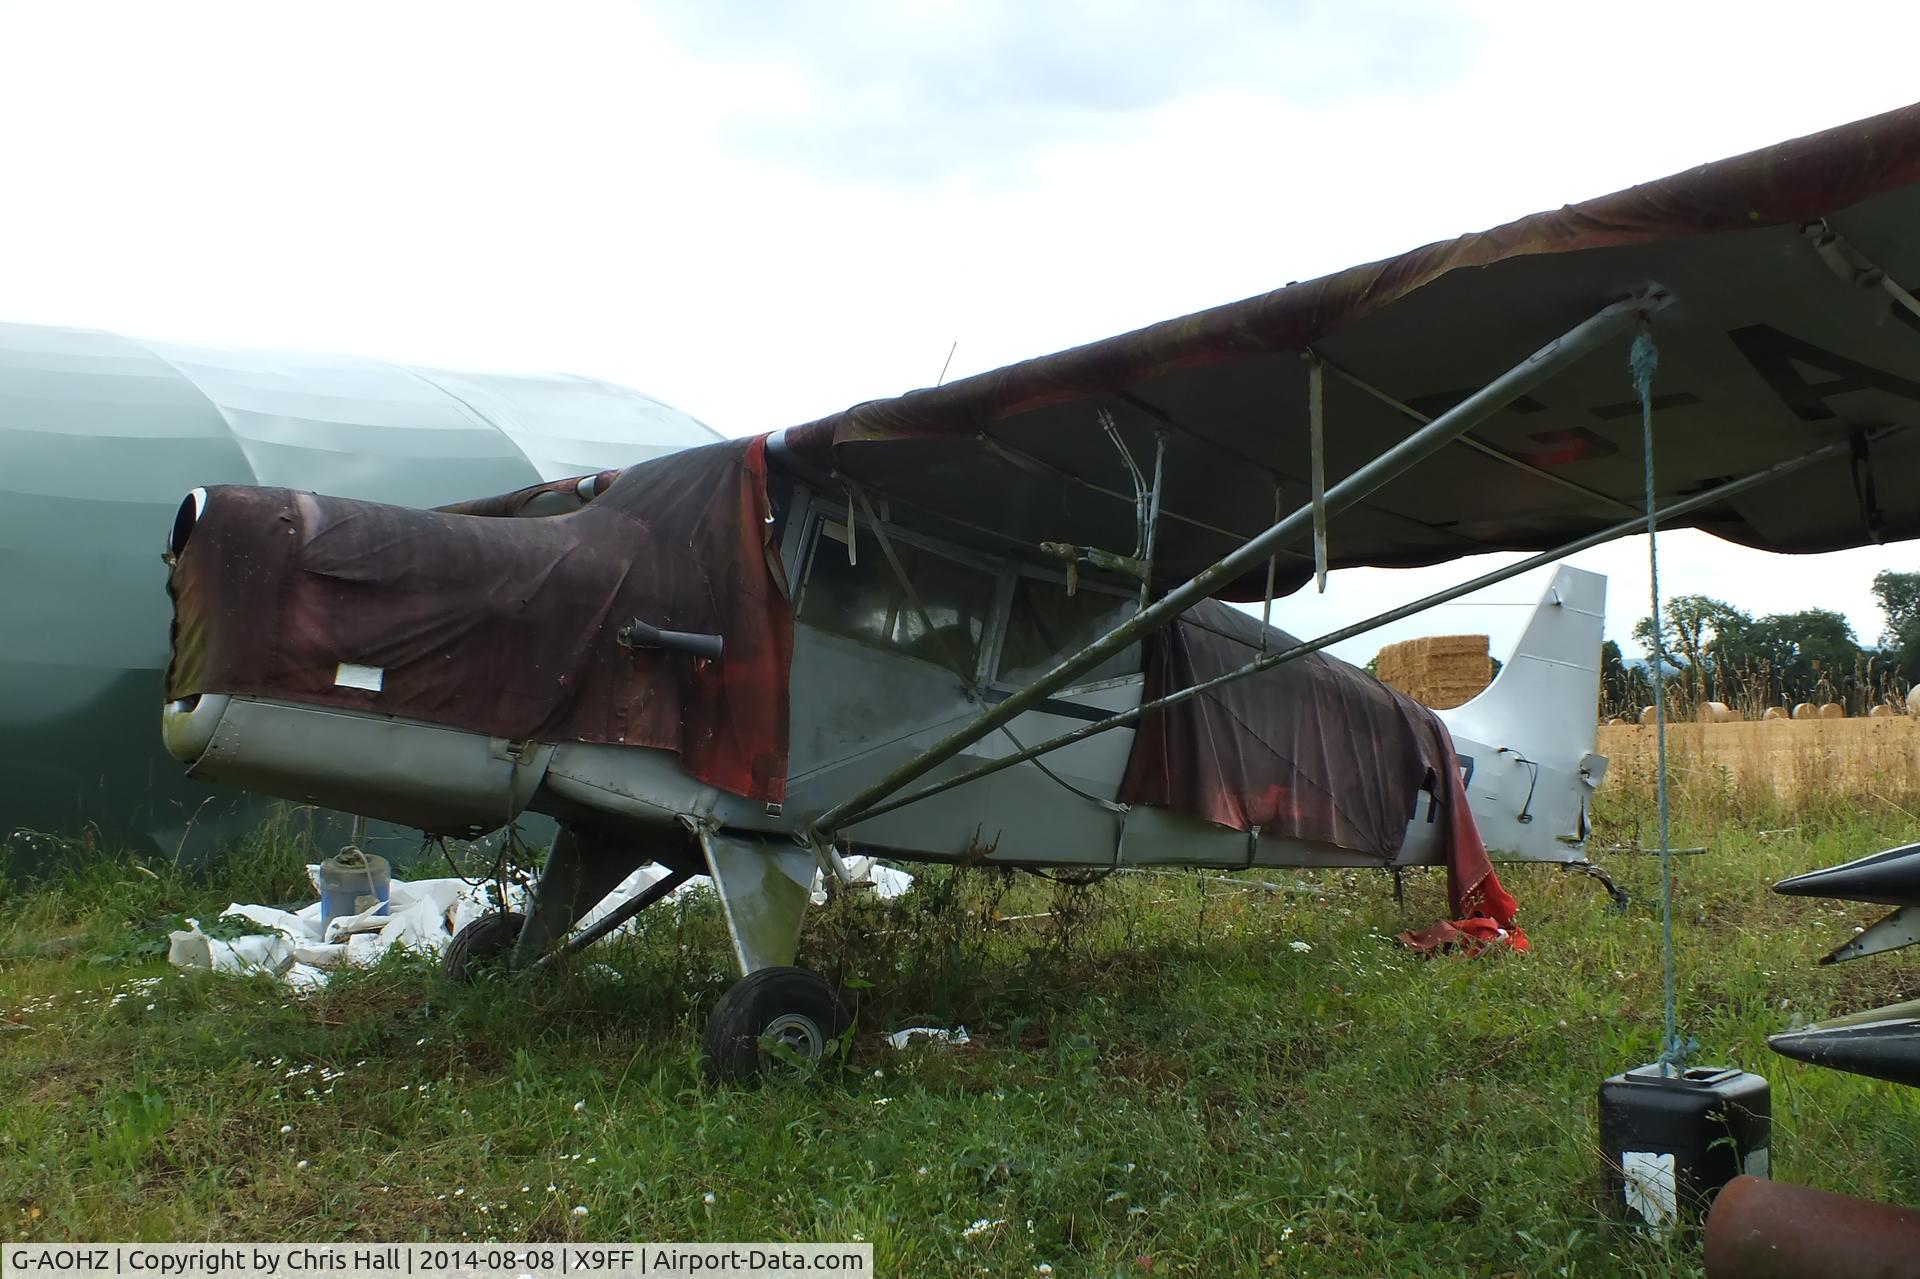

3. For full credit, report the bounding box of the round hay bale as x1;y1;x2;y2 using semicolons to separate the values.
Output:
1604;717;1624;727
1871;704;1898;718
1762;706;1786;721
1819;702;1846;719
1792;702;1818;720
1909;685;1920;717
1639;705;1657;727
1700;700;1732;723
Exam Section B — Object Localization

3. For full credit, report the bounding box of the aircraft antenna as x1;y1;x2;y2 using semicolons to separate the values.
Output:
936;340;958;387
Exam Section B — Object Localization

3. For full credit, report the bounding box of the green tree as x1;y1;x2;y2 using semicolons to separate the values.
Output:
1600;639;1630;715
1634;595;1753;705
1733;608;1860;706
1874;569;1920;682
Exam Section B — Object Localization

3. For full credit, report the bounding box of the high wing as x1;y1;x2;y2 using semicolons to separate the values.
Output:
776;102;1920;598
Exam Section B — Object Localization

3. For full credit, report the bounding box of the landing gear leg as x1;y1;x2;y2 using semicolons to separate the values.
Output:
698;828;849;1083
510;825;648;968
441;824;694;981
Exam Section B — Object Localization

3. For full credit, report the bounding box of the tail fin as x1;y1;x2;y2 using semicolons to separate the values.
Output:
1436;564;1606;861
1438;565;1605;754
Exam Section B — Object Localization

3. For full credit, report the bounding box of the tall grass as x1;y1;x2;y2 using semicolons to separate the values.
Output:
3;754;1919;1272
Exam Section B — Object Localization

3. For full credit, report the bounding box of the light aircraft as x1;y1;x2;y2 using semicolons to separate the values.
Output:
158;103;1920;1078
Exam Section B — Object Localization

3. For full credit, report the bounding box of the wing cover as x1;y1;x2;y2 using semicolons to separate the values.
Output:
782;103;1920;594
166;437;793;804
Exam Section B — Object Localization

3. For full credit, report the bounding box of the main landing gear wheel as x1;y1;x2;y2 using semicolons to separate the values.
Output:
704;966;851;1083
442;911;527;983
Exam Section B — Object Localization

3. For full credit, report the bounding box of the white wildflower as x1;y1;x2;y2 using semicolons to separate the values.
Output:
1289;940;1312;953
571;1206;588;1218
961;1218;1005;1240
573;1100;587;1112
296;1160;310;1170
703;1192;716;1206
279;1125;293;1135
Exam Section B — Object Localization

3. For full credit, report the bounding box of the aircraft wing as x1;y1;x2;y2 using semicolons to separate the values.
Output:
779;102;1920;597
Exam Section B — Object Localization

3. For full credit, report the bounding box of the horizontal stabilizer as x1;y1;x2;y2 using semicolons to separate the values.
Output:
1820;905;1920;965
1769;998;1920;1087
1774;841;1920;907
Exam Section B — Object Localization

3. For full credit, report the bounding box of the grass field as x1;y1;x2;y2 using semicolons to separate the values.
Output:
6;777;1920;1276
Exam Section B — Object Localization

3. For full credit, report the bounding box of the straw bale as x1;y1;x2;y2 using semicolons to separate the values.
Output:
1373;634;1492;710
1762;706;1786;721
1909;685;1920;717
1792;702;1818;720
1871;704;1899;718
1639;705;1657;726
1819;702;1846;720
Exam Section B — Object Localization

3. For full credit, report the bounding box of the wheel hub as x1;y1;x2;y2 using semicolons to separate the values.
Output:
762;1011;825;1059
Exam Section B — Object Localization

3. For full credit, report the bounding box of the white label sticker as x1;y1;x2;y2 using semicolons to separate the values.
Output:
334;662;384;692
1622;1151;1677;1229
1744;1146;1770;1179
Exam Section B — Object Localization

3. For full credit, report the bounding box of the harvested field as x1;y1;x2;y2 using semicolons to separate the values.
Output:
1598;716;1920;806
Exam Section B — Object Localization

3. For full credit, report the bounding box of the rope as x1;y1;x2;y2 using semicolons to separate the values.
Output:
1633;326;1693;1074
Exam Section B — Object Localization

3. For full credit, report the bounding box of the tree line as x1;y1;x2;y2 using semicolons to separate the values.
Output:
1600;569;1920;718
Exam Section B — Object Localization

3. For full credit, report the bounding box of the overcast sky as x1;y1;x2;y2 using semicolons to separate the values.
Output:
4;0;1918;664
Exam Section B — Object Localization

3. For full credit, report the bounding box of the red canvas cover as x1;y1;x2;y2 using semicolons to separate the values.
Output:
166;437;793;804
1118;601;1521;942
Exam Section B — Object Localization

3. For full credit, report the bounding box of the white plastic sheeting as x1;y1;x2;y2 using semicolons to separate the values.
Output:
167;857;911;990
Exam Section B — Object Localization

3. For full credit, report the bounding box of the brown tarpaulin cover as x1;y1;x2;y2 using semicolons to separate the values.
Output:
1118;601;1517;929
781;102;1920;597
167;437;793;804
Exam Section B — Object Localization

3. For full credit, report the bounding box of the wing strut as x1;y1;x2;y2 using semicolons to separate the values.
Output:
1308;352;1329;593
840;426;1877;826
811;291;1666;838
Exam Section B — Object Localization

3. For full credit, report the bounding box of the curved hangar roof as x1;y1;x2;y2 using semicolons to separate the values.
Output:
0;321;719;856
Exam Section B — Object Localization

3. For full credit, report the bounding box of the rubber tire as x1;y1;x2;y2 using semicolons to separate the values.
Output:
442;911;527;984
704;966;851;1083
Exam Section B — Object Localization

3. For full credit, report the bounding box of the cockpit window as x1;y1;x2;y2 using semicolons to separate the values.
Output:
799;520;996;676
996;575;1140;687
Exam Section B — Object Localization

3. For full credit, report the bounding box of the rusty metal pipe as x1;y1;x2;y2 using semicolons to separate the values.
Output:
1705;1175;1920;1278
